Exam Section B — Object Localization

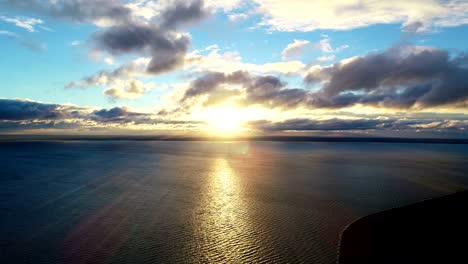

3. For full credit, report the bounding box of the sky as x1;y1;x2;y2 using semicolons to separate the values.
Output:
1;0;468;137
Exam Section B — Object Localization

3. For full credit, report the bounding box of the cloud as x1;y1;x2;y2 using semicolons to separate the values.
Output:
5;0;209;76
0;99;203;132
69;46;308;94
187;48;307;75
66;58;150;89
316;55;336;63
92;23;190;74
179;45;468;111
228;13;249;22
250;118;468;133
93;23;188;52
304;44;468;109
1;98;465;135
89;106;201;125
204;44;219;51
90;106;151;123
71;43;468;111
242;75;306;108
64;58;154;100
281;39;311;60
69;40;81;46
253;0;468;32
104;79;154;100
0;99;80;120
89;1;208;75
180;70;308;109
182;71;249;100
160;0;209;29
401;21;427;34
250;118;386;132
0;15;44;32
281;37;348;61
2;0;132;26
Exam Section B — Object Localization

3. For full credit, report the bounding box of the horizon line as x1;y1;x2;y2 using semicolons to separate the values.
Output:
1;135;467;144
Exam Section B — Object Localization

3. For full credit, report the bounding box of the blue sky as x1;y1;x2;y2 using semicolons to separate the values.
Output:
1;0;468;137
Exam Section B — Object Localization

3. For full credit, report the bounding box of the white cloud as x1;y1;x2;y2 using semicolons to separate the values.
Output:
187;47;307;75
0;16;44;32
69;40;81;46
228;13;249;22
318;38;333;53
335;44;350;53
205;0;244;12
281;37;349;61
316;55;336;63
318;37;349;53
253;0;468;32
205;44;219;51
281;39;311;60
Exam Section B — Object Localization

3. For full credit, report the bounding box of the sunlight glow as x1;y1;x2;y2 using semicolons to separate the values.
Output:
203;107;247;136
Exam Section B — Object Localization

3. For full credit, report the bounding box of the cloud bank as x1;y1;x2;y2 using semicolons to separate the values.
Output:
1;99;465;135
305;45;468;109
0;99;202;132
254;0;468;32
176;45;468;111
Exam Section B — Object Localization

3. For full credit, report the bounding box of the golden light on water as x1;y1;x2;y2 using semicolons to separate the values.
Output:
196;158;259;262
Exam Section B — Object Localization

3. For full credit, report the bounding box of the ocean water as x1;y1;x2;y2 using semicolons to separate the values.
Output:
1;140;467;264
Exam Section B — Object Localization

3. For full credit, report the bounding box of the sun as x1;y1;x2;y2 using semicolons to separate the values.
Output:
203;107;246;136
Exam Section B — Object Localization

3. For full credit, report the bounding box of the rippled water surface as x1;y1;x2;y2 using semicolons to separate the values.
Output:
1;141;467;263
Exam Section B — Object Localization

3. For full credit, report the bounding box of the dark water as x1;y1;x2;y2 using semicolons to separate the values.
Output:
1;141;467;264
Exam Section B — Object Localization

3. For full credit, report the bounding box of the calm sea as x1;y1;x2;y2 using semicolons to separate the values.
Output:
1;141;467;263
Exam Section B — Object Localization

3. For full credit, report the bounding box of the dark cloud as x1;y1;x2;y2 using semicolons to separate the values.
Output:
2;0;132;24
90;1;209;75
76;44;468;110
91;22;191;74
0;99;201;132
182;71;250;100
92;107;132;119
0;99;466;134
305;45;468;109
0;99;79;120
89;106;203;125
243;75;306;108
160;0;209;29
89;106;201;125
0;120;87;133
250;118;384;131
181;71;307;108
91;107;151;123
401;21;425;33
250;118;468;133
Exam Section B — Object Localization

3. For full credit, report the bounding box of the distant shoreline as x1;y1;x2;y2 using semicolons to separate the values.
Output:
1;135;467;144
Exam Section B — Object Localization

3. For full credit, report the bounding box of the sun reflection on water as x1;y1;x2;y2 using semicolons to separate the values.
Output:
195;158;260;263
